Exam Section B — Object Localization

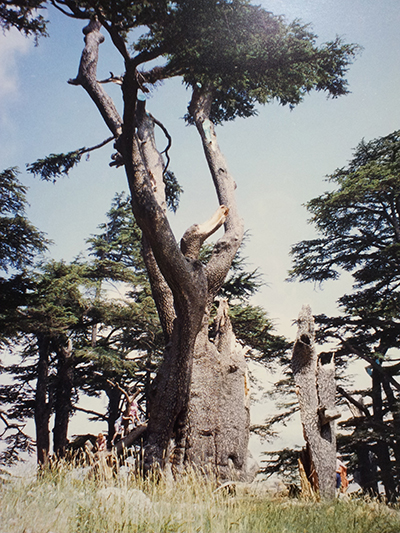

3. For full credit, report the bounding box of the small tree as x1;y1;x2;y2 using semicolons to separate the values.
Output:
0;167;47;276
80;192;164;446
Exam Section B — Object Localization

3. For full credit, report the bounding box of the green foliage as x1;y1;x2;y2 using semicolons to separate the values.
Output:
26;151;82;182
199;240;290;362
199;237;263;301
0;260;92;464
0;1;48;38
229;303;289;362
0;168;48;272
163;170;183;213
137;0;359;123
34;1;358;126
288;130;400;350
87;193;144;273
289;130;400;286
260;447;301;484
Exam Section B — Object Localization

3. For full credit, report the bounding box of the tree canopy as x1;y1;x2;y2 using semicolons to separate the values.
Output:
0;168;48;274
0;1;47;37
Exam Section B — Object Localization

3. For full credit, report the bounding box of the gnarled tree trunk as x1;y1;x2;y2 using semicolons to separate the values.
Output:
176;299;254;481
69;20;252;477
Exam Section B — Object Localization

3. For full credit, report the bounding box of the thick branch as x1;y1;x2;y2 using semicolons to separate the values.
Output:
51;0;89;19
68;19;122;137
339;337;400;392
140;63;182;85
122;103;207;316
142;235;175;344
337;386;371;418
136;100;167;210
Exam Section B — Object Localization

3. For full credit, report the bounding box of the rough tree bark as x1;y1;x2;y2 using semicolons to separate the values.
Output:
177;298;254;481
371;367;396;501
35;334;51;465
69;20;252;477
53;339;74;457
292;305;340;499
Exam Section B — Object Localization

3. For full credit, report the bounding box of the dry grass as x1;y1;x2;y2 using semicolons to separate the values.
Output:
1;458;400;533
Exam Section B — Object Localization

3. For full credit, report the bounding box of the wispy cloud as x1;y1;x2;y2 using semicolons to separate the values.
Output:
0;28;32;100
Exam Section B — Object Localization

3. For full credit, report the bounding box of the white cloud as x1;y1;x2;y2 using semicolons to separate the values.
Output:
0;28;32;100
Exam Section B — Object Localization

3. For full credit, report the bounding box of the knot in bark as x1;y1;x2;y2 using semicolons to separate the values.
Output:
83;18;103;38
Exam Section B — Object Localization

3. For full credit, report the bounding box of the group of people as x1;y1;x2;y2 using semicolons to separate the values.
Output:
111;394;141;446
95;388;142;452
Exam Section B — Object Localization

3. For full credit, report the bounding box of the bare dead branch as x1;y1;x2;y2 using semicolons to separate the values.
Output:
98;72;123;85
73;405;108;421
79;136;115;155
181;205;229;260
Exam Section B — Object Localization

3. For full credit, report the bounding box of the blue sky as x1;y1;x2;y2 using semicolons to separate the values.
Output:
1;0;400;456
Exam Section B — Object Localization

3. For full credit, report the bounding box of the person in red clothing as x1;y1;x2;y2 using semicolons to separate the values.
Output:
336;455;349;493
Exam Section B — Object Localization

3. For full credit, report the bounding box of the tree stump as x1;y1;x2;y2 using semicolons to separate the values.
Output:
292;305;340;499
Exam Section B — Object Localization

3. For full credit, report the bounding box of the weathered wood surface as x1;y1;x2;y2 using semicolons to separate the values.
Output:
292;305;339;499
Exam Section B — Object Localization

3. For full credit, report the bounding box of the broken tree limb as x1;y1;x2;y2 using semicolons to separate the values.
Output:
180;205;229;260
114;423;148;456
292;305;337;499
68;19;122;137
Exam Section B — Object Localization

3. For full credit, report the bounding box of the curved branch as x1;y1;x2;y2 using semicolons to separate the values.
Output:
149;113;172;176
